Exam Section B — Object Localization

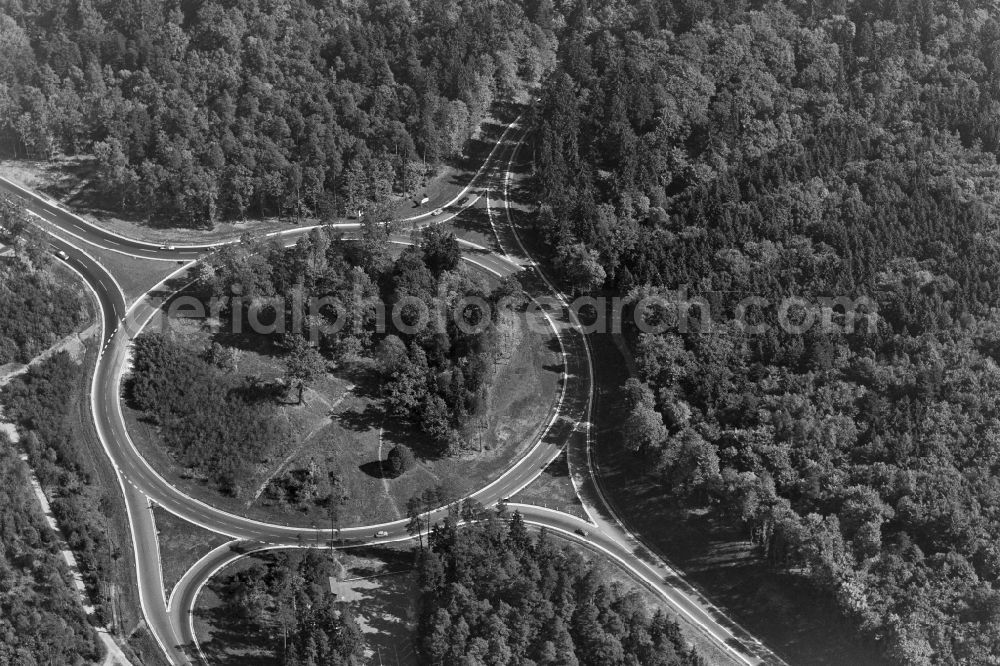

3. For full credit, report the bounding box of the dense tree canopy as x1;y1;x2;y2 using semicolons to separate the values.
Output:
0;308;109;660
193;227;521;455
0;0;556;226
128;332;292;495
417;509;704;665
0;432;100;665
528;1;1000;662
0;211;119;641
0;196;87;364
218;549;366;665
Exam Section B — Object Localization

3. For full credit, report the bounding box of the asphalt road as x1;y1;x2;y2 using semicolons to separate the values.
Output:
5;116;781;666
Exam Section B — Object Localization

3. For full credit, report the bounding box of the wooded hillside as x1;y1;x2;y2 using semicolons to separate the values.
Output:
529;1;1000;662
0;0;555;225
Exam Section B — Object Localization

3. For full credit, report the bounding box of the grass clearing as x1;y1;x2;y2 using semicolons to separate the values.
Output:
512;450;587;520
82;245;185;304
153;507;230;600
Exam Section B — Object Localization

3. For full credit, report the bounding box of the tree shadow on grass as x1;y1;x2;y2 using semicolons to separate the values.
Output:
337;362;382;401
211;326;285;359
461;244;501;261
449;207;499;245
543;450;571;478
453;119;513;174
359;460;392;479
192;592;275;666
30;157;210;231
505;180;538;209
147;277;207;312
345;573;418;664
229;379;286;405
544;335;563;355
337;402;384;433
380;414;447;464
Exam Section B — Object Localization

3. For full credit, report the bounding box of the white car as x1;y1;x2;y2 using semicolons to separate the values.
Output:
54;250;69;261
159;244;176;251
432;208;443;216
374;530;389;538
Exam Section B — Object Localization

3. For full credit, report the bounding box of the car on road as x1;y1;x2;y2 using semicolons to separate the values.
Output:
374;530;389;538
54;249;69;261
432;208;443;216
574;528;588;538
159;244;176;251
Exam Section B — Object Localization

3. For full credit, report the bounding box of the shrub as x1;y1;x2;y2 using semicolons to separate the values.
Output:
386;444;415;477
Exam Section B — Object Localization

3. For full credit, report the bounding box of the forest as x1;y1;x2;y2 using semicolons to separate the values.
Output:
0;0;555;225
11;0;1000;661
0;202;110;660
0;431;100;665
527;0;1000;663
217;549;366;665
191;225;522;455
2;353;126;629
128;331;293;496
0;195;88;364
416;508;704;665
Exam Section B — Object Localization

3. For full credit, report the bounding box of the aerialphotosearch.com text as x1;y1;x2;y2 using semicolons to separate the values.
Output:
147;283;879;341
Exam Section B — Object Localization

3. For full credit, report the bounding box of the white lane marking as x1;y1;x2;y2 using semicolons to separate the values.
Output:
23;207;182;262
24;209;129;308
